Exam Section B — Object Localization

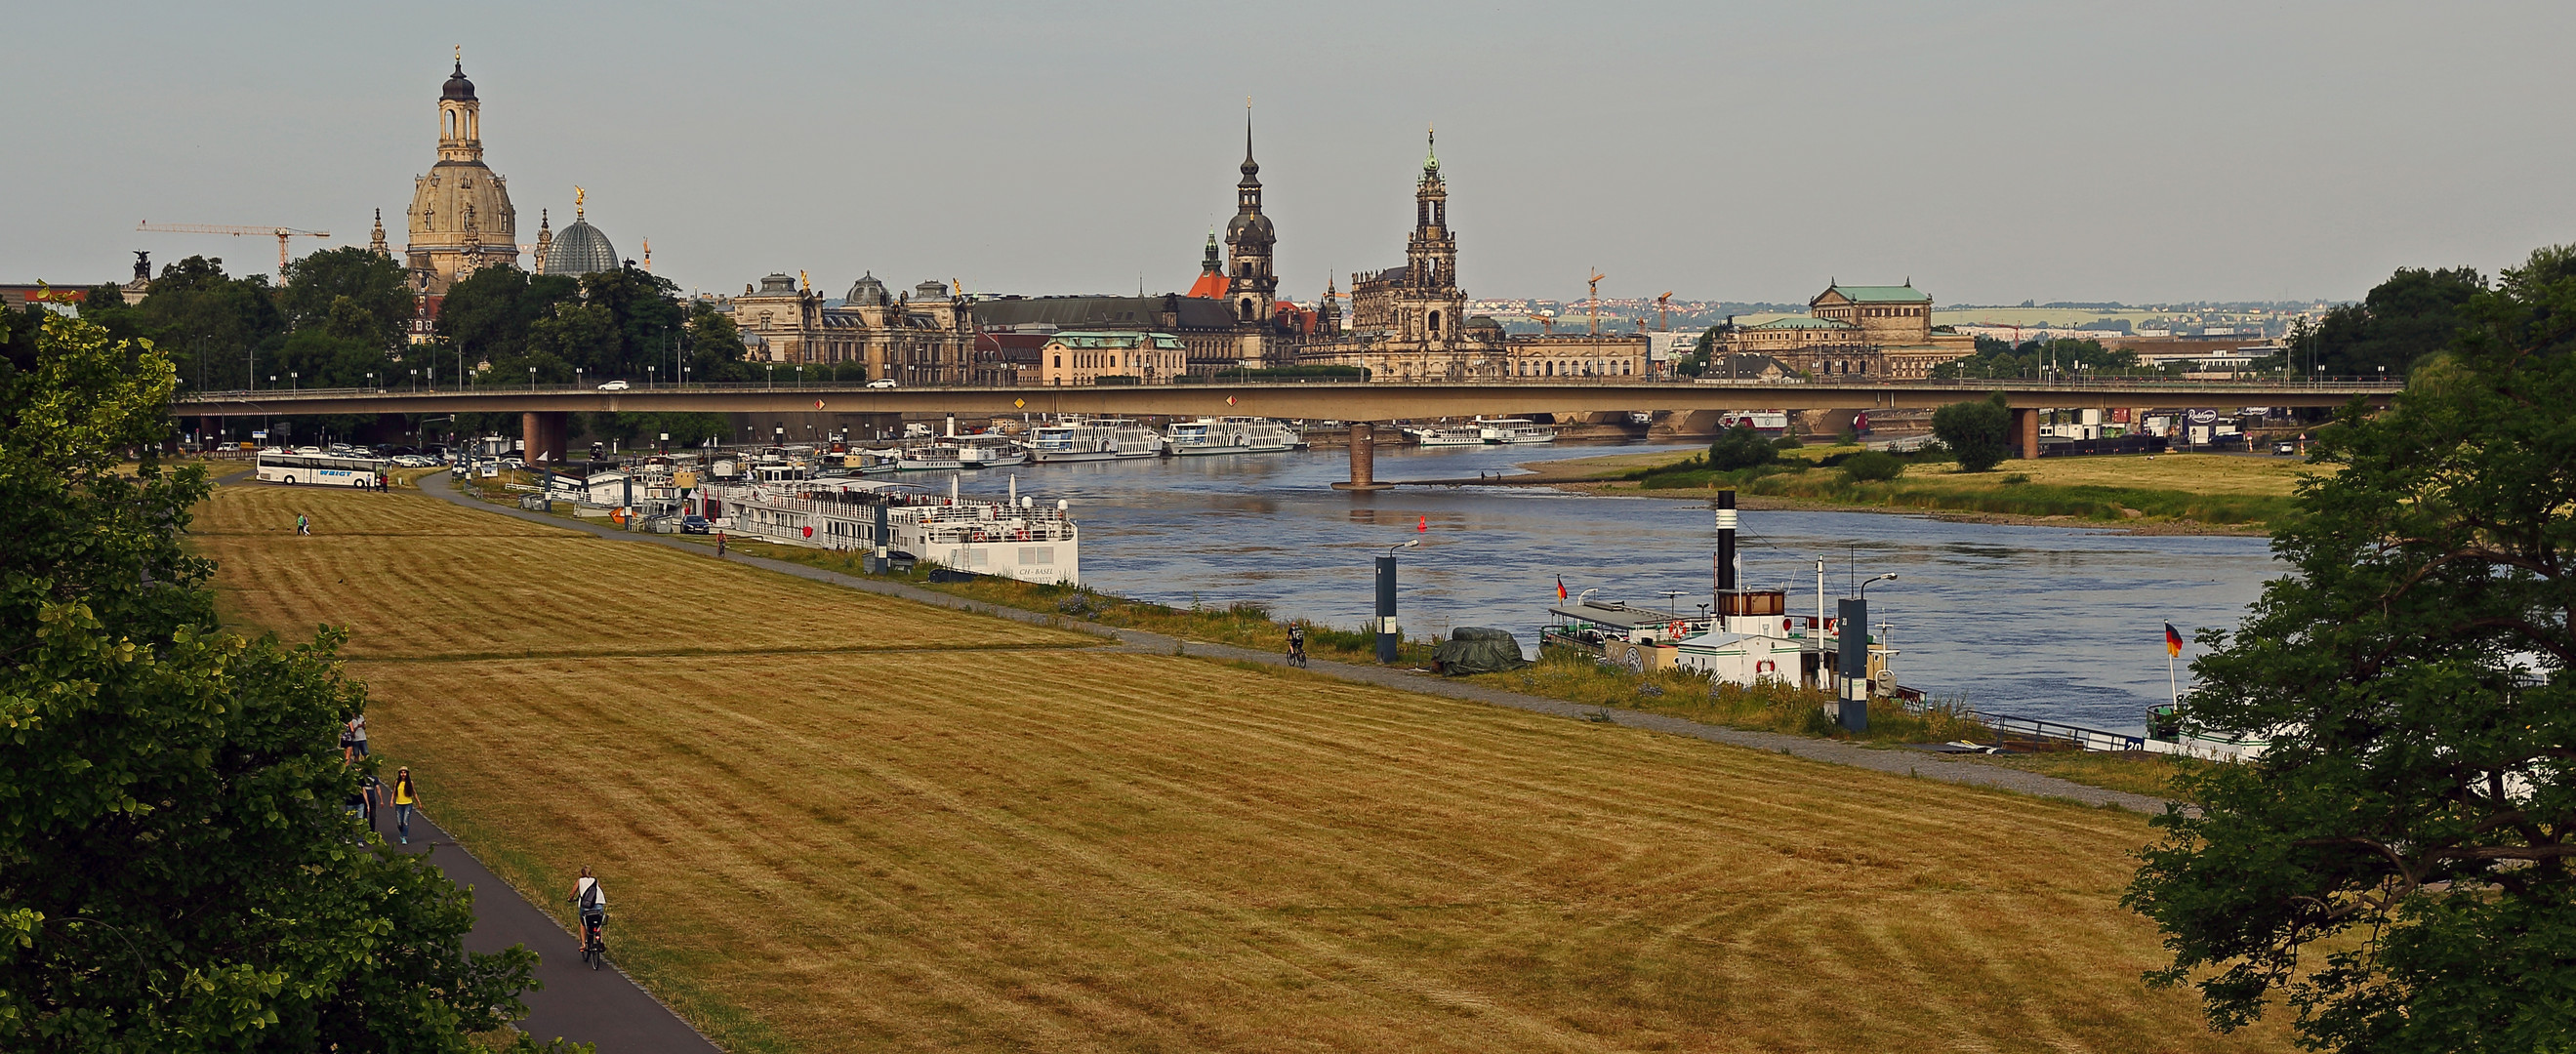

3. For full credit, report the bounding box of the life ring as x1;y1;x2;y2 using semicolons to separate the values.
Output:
1756;660;1777;674
1668;621;1685;640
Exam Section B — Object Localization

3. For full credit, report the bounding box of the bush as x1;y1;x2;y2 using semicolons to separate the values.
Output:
2000;472;2031;485
1839;450;1904;482
1706;424;1777;470
1933;392;2015;471
1772;430;1804;451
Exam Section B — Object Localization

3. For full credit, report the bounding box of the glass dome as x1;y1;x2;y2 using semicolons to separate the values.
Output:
541;219;618;277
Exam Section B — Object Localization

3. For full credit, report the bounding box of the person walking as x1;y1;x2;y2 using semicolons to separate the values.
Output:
360;772;381;832
715;531;726;558
390;767;418;845
344;712;368;761
296;513;310;536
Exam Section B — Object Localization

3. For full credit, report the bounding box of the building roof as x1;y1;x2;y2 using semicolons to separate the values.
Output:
1044;331;1186;349
1820;282;1931;304
442;60;476;101
541;218;618;277
1744;316;1858;330
972;295;1237;333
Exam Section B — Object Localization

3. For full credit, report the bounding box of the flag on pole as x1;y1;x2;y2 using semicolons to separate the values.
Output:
1555;576;1568;601
2165;622;2184;657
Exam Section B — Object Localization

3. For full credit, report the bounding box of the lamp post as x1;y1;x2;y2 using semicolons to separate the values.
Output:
1835;573;1898;734
648;365;656;388
527;366;537;390
289;371;298;392
766;364;775;389
409;368;418;392
1376;538;1420;664
366;371;374;392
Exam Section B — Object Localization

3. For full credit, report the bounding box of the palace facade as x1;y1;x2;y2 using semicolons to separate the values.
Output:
1722;282;1975;380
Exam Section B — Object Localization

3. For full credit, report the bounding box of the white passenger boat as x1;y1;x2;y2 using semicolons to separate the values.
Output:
956;434;1029;468
1029;419;1165;463
841;449;901;475
1410;424;1486;447
1478;418;1556;444
897;443;964;471
705;477;1080;585
1166;417;1298;456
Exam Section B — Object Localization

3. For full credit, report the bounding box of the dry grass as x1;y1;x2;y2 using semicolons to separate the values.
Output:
1954;750;2208;804
197;479;2286;1053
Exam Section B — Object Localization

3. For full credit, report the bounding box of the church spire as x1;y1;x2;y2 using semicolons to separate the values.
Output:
369;208;389;258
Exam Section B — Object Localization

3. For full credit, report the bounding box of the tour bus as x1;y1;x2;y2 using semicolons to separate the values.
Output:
256;450;388;487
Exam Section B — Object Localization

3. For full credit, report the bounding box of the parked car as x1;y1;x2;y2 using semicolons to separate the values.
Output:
680;515;713;534
596;380;631;391
2273;441;2298;456
866;378;899;388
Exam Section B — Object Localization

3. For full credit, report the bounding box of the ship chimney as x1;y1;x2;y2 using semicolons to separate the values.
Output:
1714;489;1738;594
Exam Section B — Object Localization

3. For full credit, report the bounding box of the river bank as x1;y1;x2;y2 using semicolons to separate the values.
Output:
1508;448;2304;536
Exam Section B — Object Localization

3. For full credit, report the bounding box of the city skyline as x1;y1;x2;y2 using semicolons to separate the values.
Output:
8;1;2571;306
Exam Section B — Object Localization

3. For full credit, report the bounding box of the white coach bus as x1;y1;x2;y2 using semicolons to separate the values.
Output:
256;451;387;487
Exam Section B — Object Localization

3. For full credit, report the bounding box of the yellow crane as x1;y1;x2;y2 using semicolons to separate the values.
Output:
136;222;333;274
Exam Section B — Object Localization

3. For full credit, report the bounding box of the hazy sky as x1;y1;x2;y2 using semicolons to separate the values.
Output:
10;1;2571;306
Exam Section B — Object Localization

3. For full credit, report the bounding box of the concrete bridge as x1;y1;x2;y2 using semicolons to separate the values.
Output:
179;378;2397;488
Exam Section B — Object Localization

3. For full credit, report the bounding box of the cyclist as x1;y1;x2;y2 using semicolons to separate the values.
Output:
569;867;607;958
1286;625;1307;668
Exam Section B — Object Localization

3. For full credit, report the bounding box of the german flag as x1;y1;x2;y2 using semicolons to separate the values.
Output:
2165;623;2184;658
1556;576;1568;602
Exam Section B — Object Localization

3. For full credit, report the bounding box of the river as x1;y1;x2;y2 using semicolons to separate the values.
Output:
939;441;2280;734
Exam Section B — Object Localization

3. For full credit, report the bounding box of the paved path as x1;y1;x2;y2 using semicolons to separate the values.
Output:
419;473;2176;813
386;811;720;1052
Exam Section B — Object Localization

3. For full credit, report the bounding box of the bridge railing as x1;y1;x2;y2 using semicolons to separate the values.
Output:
176;375;2406;401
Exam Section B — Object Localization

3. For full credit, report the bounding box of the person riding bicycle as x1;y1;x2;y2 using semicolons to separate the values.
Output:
569;867;607;955
1287;626;1307;665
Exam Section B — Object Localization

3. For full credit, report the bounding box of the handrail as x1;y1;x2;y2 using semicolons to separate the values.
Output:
176;376;2407;401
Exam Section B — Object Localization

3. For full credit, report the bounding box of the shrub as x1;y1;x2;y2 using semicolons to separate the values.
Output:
1772;430;1804;451
1706;425;1776;470
1933;392;2014;471
2000;472;2031;485
1839;450;1904;482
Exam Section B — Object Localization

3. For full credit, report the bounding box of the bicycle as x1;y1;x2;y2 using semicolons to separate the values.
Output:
1286;645;1307;669
569;899;607;970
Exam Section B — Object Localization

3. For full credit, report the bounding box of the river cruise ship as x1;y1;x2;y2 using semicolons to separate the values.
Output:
1028;419;1165;463
897;443;964;472
1410;423;1486;447
1477;418;1556;444
956;434;1029;468
1166;417;1298;456
706;477;1079;585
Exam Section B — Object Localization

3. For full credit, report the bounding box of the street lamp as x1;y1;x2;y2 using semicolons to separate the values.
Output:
527;366;537;389
648;365;656;388
366;371;374;391
409;368;418;392
766;363;775;388
1858;572;1898;601
1376;538;1421;664
289;371;298;392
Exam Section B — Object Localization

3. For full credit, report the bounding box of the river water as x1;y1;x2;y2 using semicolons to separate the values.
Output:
937;442;2280;734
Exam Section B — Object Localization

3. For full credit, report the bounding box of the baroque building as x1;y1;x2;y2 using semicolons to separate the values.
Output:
404;54;518;295
722;272;976;385
1722;281;1975;380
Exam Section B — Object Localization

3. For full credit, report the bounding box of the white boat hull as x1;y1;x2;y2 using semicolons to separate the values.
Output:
1030;449;1123;464
1487;434;1556;444
1172;443;1293;456
961;452;1030;468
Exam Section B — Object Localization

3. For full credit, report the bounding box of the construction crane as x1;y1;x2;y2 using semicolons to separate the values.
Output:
1656;291;1673;332
1587;270;1605;337
137;222;332;274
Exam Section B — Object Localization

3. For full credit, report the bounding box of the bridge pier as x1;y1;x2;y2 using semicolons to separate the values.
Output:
521;411;571;465
1330;422;1392;491
2013;407;2040;460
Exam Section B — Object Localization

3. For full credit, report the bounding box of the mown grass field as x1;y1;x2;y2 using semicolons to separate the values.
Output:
198;481;2285;1053
1571;450;2310;527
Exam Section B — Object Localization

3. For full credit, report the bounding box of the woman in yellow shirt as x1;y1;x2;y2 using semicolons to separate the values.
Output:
391;767;418;845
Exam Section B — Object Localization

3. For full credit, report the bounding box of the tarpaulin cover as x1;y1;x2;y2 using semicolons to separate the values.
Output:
1434;627;1530;675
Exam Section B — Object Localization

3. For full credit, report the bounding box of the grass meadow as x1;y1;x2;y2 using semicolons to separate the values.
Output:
194;481;2284;1053
1585;451;2309;527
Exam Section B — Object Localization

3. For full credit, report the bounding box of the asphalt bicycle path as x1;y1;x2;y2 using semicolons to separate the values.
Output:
388;811;721;1053
417;472;2179;814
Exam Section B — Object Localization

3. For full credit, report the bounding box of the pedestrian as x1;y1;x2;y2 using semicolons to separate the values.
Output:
716;531;725;557
345;712;368;761
390;767;418;845
296;513;310;536
338;720;354;760
360;772;381;831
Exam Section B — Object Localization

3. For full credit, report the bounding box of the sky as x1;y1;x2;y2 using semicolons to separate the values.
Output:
9;1;2572;307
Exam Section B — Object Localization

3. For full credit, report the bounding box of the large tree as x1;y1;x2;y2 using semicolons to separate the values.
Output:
2288;265;2486;378
278;247;414;350
2126;243;2576;1052
127;256;286;392
0;307;565;1051
1931;391;2014;470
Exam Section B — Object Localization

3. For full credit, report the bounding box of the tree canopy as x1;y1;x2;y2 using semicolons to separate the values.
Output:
2126;243;2576;1052
2287;265;2485;378
1931;392;2014;471
0;305;564;1051
1704;424;1776;470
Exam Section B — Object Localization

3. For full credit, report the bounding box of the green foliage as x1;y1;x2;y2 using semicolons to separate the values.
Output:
278;247;413;350
2124;243;2576;1052
1837;450;1903;482
1932;336;2153;381
1705;424;1777;470
1771;429;1803;451
2284;265;2483;378
0;311;559;1051
1932;392;2014;471
129;256;286;392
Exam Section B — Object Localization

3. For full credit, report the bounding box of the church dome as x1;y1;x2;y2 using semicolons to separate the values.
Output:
541;218;618;277
844;272;889;306
442;61;476;101
1226;210;1274;244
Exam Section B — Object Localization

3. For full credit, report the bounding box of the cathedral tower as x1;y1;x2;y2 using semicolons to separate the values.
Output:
1396;127;1466;345
405;50;517;294
1223;112;1278;326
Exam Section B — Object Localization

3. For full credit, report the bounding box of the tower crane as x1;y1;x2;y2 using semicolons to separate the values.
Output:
1657;291;1673;332
137;222;333;275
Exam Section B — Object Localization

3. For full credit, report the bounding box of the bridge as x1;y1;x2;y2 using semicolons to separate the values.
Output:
179;378;2398;489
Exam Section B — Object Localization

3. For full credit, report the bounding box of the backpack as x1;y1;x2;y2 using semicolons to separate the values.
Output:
579;879;602;912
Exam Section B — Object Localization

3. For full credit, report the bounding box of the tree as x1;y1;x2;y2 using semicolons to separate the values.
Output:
434;266;581;371
279;247;413;349
1932;392;2014;471
2290;265;2485;378
128;256;286;392
1705;424;1775;470
2125;243;2576;1052
0;308;564;1051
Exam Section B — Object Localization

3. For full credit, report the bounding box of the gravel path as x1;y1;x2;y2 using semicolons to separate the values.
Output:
420;474;2178;814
